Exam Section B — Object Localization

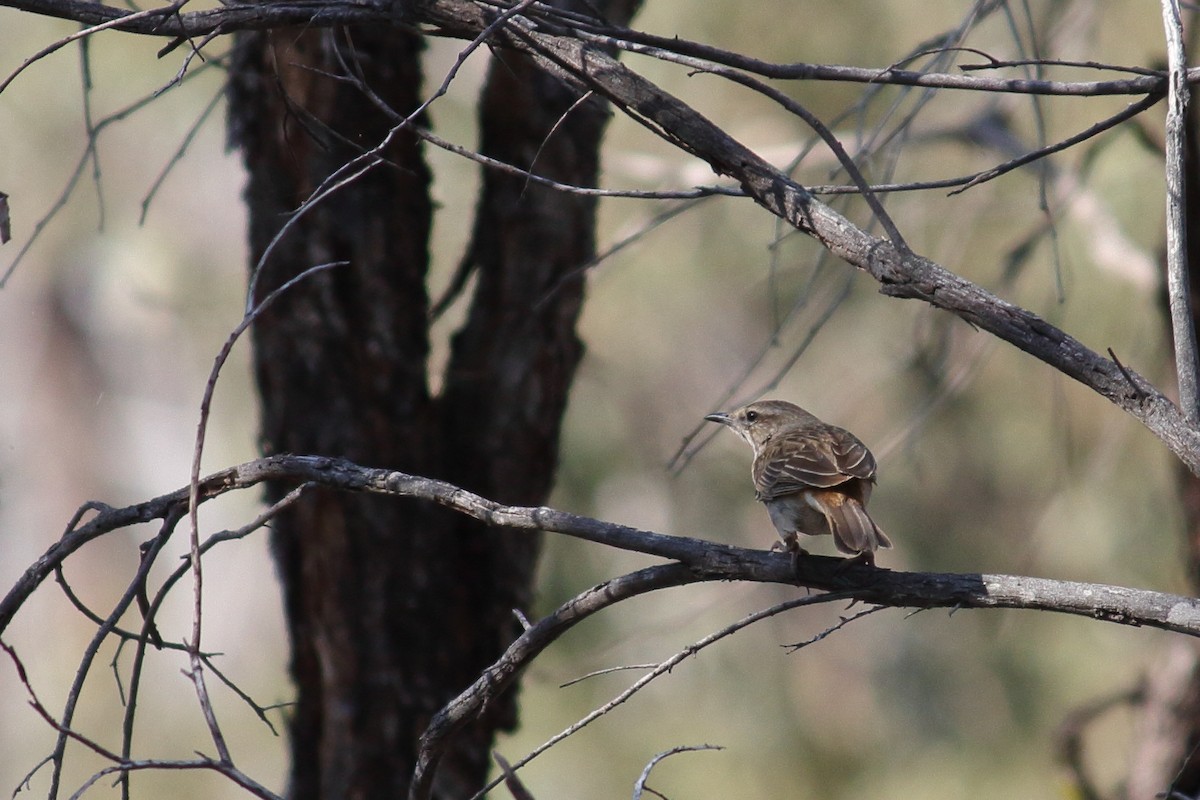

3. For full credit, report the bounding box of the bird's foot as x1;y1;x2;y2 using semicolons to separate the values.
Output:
834;551;875;574
770;534;806;554
771;538;809;578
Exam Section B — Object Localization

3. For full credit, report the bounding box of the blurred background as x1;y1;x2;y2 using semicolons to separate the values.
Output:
0;1;1190;798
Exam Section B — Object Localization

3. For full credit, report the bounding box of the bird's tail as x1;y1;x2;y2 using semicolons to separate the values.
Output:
820;492;891;555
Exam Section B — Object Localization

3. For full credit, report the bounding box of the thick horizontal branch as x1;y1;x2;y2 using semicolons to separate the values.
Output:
4;455;1199;639
0;0;393;35
0;0;1191;99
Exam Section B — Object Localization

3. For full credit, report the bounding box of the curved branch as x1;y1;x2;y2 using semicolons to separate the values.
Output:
443;591;876;800
411;562;702;800
419;0;1200;474
5;455;1199;639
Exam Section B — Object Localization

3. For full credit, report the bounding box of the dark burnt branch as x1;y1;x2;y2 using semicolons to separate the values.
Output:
4;455;1199;641
0;0;1191;98
0;0;388;36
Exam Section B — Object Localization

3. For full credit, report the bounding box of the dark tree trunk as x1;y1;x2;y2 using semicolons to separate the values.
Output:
225;2;640;797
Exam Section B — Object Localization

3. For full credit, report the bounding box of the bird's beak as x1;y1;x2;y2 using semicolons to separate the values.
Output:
704;411;732;425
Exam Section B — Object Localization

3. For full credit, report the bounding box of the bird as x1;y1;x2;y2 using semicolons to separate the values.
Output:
705;399;891;565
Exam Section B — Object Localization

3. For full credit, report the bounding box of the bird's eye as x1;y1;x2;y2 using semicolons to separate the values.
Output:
745;410;758;422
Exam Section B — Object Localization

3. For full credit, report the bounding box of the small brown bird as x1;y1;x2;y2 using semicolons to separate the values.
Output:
706;399;891;565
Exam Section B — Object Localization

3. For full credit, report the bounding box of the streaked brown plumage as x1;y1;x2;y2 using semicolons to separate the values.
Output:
705;399;891;564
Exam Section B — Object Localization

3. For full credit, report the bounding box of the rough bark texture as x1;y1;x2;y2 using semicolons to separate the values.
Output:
228;25;442;800
225;2;638;797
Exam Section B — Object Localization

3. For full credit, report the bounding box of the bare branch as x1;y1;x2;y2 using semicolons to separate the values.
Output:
1;641;281;800
782;604;887;652
0;0;187;95
631;745;724;800
450;591;859;800
6;455;1199;642
492;752;537;800
425;0;1200;474
418;563;706;800
7;452;1200;795
556;10;1175;97
183;260;345;768
7;5;1199;482
0;0;1187;100
1161;0;1199;422
1;53;225;285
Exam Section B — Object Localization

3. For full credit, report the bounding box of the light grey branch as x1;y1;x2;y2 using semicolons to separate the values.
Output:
6;456;1199;795
417;0;1200;474
631;745;724;800
5;455;1199;640
1161;0;1199;423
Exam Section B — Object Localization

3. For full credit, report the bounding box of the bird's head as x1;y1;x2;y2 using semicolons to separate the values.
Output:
704;400;819;450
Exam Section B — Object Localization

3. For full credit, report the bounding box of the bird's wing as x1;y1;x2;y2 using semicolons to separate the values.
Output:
753;426;876;500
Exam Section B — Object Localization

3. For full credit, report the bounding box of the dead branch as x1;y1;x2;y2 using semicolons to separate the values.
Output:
5;454;1199;641
1160;0;1200;422
0;0;1189;98
631;745;724;800
416;0;1200;474
5;0;1199;472
441;591;876;800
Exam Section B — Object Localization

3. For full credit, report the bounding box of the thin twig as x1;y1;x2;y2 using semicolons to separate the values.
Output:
140;81;225;224
1107;347;1147;402
782;604;886;651
948;93;1162;195
631;744;724;800
243;0;540;310
184;261;344;764
458;592;856;800
1;54;225;286
492;752;537;800
559;664;658;688
1;641;278;799
0;0;188;95
1;0;1190;102
49;509;181;799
